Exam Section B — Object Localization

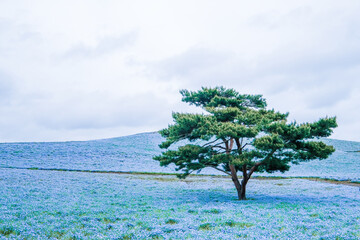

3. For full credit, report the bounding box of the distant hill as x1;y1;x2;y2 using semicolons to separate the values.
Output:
1;132;359;181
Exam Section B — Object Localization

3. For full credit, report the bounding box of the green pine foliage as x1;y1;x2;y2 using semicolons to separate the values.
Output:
154;87;337;199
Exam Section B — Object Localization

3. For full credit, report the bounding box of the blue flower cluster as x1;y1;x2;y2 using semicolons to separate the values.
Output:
0;168;359;239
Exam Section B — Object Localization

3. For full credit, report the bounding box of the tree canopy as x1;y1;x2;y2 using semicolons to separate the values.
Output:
154;87;337;200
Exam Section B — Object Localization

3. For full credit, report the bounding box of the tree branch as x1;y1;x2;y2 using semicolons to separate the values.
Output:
211;146;227;150
247;162;262;179
209;166;232;176
202;138;222;147
247;149;277;179
229;138;234;151
242;164;247;182
235;138;241;150
224;140;229;153
213;142;226;147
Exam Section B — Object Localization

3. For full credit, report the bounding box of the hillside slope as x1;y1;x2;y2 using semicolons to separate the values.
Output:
1;132;359;181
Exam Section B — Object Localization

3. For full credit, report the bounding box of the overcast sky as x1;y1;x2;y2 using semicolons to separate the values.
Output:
1;1;360;142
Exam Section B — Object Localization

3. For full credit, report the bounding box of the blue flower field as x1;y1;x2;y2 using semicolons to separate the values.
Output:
0;133;360;239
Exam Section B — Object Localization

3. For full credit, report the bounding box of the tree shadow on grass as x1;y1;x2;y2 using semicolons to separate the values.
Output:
171;188;344;205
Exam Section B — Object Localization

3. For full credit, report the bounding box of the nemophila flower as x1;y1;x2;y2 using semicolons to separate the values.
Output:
1;133;360;182
1;168;359;239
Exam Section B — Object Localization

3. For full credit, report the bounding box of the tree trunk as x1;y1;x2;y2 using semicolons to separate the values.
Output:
229;164;243;200
240;179;247;200
240;165;248;200
227;139;249;200
230;172;248;200
232;176;242;200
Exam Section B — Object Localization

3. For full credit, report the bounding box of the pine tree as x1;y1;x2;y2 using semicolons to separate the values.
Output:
154;87;337;200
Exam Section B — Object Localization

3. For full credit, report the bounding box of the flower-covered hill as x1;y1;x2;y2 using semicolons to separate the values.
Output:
1;132;359;181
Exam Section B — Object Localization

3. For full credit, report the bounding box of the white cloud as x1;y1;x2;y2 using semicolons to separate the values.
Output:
61;32;138;59
1;0;360;141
